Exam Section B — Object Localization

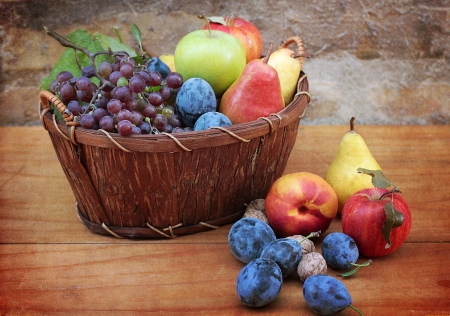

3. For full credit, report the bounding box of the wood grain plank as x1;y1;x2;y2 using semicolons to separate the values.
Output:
1;243;449;315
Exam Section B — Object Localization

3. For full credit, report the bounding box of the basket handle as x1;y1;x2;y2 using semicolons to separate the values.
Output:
39;90;75;123
278;36;309;60
40;90;80;144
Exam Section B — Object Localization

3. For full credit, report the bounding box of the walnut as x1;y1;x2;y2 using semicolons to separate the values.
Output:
245;199;265;212
286;235;316;255
297;252;327;282
242;208;269;225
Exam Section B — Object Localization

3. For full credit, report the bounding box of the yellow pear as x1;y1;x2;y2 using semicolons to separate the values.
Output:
324;117;381;213
266;47;301;105
266;36;307;105
159;54;176;72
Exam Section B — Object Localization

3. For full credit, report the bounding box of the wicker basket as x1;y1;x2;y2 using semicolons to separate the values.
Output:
39;46;310;239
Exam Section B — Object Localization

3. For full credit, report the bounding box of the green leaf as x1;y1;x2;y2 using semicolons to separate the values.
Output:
382;202;404;248
357;168;394;189
131;23;142;50
207;16;227;25
39;29;107;91
92;32;137;57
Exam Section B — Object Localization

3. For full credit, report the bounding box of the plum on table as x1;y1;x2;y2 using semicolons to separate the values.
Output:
228;218;276;263
236;258;283;307
302;274;363;315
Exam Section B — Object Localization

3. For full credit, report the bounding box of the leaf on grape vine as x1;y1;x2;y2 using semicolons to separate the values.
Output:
382;202;404;249
131;23;142;51
92;32;137;58
357;168;394;189
206;16;227;25
39;29;139;91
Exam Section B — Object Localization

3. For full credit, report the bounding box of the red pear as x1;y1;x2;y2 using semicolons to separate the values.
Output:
219;43;285;124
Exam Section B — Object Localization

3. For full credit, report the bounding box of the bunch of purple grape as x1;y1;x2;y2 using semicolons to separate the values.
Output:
49;56;191;136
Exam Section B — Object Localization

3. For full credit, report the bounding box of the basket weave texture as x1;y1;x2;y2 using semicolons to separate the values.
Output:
39;70;310;239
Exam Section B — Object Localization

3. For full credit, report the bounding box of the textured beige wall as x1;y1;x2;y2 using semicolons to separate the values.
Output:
1;0;449;126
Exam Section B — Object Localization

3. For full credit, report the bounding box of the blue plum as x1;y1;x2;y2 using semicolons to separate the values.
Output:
303;274;357;315
260;238;303;278
147;57;171;79
228;218;276;263
321;232;359;269
236;258;283;307
193;111;232;131
175;78;217;127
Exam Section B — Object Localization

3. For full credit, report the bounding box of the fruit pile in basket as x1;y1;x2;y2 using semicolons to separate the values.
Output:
40;14;308;136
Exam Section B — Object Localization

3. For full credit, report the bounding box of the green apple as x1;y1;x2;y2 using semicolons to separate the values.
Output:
174;29;246;97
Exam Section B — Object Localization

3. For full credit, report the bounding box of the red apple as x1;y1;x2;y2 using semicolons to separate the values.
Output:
265;172;339;237
341;187;412;258
204;14;263;63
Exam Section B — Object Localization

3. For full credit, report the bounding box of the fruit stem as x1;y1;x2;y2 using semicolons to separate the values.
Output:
297;231;321;244
379;187;401;200
348;304;365;316
263;42;274;64
337;260;372;277
350;116;355;131
198;14;212;38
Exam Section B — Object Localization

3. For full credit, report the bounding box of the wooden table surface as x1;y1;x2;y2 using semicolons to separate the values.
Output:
1;124;449;315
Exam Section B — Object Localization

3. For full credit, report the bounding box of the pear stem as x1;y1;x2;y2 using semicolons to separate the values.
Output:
263;42;273;64
350;116;356;131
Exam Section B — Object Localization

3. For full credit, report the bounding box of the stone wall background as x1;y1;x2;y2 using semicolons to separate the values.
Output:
1;0;449;126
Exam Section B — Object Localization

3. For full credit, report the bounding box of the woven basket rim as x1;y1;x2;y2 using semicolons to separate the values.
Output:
40;72;309;153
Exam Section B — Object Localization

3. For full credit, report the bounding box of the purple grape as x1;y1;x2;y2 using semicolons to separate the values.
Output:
76;89;92;103
149;71;162;86
95;97;109;110
99;115;115;132
131;125;142;134
49;80;59;94
92;108;109;123
117;109;131;122
130;110;144;126
76;76;92;92
152;113;167;131
160;85;172;101
107;99;122;114
166;72;183;89
117;120;133;136
98;61;113;78
167;113;182;128
60;83;76;101
112;86;132;102
129;74;146;93
57;71;73;83
123;99;138;111
172;127;185;133
120;62;134;79
79;114;95;129
139;69;152;86
109;71;123;86
67;100;82;116
139;121;151;134
162;124;173;133
148;92;163;106
82;65;95;78
142;104;156;119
